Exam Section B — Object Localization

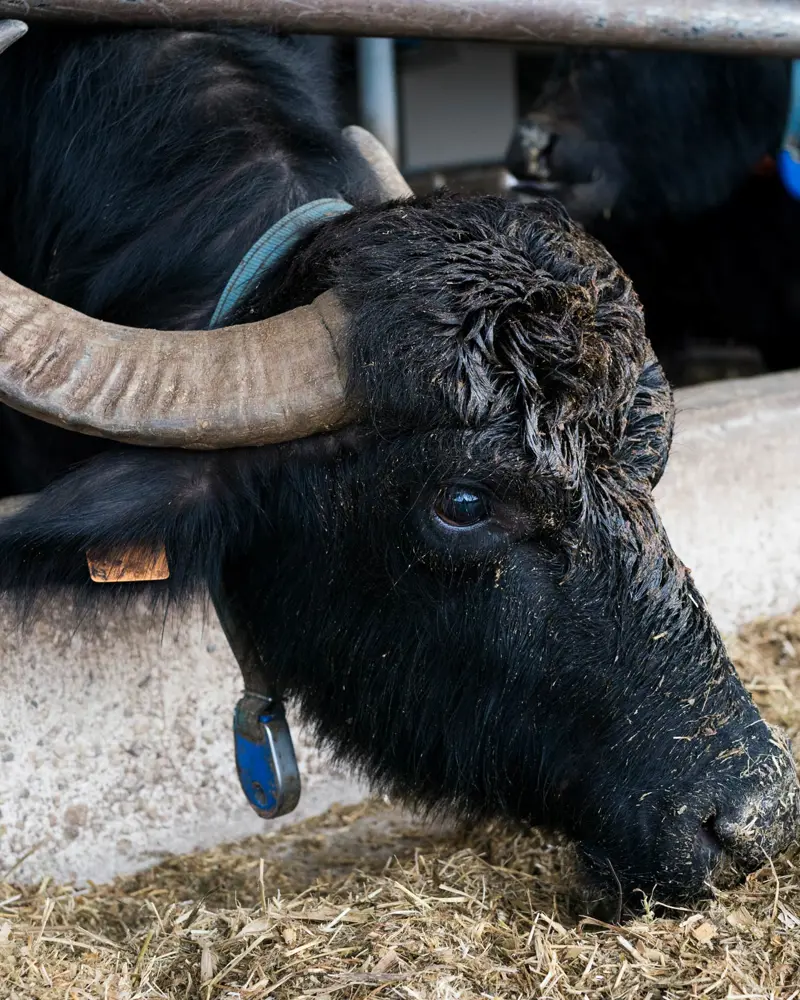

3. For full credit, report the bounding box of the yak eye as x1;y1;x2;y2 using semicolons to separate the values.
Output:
434;487;490;528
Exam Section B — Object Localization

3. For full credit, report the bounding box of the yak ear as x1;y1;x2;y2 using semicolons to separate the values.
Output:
617;352;675;490
0;450;262;617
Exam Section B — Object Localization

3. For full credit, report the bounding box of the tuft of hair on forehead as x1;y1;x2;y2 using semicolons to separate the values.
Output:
413;200;646;446
278;193;649;478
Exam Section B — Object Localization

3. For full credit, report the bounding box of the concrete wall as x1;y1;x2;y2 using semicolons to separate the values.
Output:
399;43;517;172
655;369;800;628
1;370;799;886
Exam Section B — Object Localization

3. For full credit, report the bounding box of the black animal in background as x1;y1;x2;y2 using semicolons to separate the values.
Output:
507;48;800;383
0;23;797;910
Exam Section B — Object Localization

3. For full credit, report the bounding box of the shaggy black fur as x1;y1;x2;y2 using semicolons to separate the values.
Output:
0;25;378;494
507;48;800;381
1;27;797;910
508;48;790;224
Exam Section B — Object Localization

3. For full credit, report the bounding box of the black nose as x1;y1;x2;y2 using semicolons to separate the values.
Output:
695;812;725;864
709;784;800;874
585;729;800;912
690;746;800;884
505;121;556;181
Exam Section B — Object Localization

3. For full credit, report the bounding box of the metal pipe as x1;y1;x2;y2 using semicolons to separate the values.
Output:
356;38;400;165
3;1;800;57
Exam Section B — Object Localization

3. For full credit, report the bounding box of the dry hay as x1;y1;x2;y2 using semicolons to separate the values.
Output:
2;609;800;1000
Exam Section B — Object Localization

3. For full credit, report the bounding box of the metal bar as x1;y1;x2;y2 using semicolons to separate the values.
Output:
3;1;800;57
356;38;400;165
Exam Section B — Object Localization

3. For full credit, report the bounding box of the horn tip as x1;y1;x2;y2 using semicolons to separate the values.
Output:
0;19;28;55
343;124;413;202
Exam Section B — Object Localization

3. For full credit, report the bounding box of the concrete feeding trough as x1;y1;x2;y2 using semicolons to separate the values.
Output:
1;368;798;886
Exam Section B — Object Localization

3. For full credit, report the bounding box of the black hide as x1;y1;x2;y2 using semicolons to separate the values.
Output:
0;28;797;912
507;49;800;380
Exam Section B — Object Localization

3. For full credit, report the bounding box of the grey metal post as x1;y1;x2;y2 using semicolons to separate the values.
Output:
356;38;400;165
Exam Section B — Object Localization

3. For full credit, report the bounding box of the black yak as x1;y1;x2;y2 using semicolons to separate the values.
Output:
507;47;800;381
0;22;797;910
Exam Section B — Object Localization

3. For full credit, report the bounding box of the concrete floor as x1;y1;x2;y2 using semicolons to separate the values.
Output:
1;369;799;885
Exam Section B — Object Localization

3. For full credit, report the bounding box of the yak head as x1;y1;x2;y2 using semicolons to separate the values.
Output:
506;48;791;225
0;118;797;912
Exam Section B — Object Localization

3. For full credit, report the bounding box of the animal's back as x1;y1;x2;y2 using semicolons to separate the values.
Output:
0;26;359;327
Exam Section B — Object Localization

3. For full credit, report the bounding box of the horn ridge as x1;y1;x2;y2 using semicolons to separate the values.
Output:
0;79;416;449
0;272;354;448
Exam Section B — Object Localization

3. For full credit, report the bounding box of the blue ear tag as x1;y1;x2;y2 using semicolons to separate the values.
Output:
233;693;301;819
211;585;301;820
779;60;800;202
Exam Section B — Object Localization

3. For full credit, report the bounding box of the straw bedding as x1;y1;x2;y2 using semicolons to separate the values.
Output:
2;609;800;999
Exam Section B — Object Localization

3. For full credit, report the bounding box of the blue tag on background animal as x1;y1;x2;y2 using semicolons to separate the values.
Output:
780;60;800;201
778;148;800;201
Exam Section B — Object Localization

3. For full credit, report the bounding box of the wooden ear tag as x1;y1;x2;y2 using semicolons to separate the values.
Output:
87;543;170;583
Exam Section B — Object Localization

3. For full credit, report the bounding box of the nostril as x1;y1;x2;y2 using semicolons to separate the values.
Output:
698;813;723;857
528;135;557;180
509;122;557;181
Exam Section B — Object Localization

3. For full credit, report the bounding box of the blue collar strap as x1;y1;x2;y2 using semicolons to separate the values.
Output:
209;197;353;328
779;60;800;201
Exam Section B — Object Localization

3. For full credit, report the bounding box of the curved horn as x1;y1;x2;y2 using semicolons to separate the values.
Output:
0;273;355;448
0;19;27;53
0;89;403;448
344;125;413;201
